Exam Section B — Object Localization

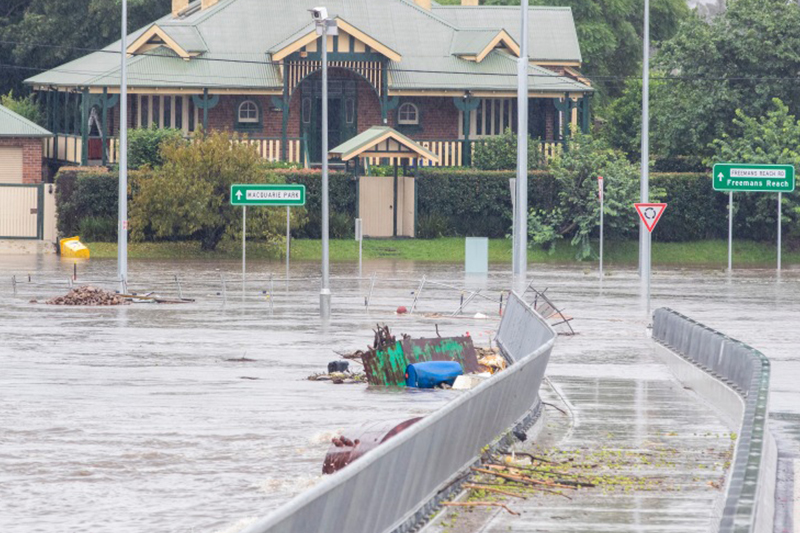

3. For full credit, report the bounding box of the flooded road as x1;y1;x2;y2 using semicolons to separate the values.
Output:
0;255;798;532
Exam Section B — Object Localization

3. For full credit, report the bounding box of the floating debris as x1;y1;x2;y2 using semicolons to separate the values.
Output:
46;286;129;306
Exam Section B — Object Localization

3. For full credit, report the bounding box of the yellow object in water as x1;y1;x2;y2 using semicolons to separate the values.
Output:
60;236;90;259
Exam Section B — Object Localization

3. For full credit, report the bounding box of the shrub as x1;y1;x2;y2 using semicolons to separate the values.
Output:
1;91;43;125
130;132;290;251
128;127;185;169
55;167;116;237
282;170;356;239
78;216;117;242
416;213;449;239
472;128;545;170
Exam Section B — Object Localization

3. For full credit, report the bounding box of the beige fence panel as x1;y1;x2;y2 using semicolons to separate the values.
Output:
0;185;39;238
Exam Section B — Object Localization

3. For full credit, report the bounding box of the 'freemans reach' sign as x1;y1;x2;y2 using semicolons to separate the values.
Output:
713;163;795;193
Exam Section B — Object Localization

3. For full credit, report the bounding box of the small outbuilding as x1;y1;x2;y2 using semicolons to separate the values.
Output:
0;105;55;249
330;126;438;238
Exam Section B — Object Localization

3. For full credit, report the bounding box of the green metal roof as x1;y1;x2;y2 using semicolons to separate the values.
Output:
329;126;439;161
432;6;583;63
26;0;588;93
0;105;52;137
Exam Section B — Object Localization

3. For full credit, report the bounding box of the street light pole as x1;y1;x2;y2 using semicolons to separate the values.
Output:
513;0;529;277
118;0;128;293
318;13;331;319
640;0;651;316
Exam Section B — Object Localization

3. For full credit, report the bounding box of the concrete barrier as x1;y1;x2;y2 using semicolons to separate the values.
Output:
241;292;556;533
652;308;776;533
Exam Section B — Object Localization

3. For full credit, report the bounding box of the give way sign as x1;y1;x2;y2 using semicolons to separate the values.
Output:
635;203;667;233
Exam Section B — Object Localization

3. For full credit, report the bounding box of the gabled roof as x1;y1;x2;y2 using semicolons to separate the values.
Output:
26;0;588;94
450;29;519;62
329;126;439;162
432;6;583;63
270;18;402;62
0;105;52;137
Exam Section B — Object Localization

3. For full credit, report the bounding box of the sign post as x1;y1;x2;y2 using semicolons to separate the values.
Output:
355;218;363;279
634;202;667;316
598;176;604;281
230;184;306;297
713;163;795;272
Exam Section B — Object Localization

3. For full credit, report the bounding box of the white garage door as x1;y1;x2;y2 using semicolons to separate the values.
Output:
0;146;24;184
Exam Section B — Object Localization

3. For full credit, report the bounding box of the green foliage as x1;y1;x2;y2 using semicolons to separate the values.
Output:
282;169;356;239
329;212;354;239
416;213;450;239
483;0;688;99
55;168;117;237
651;0;800;160
1;90;43;125
78;216;117;242
528;132;640;259
127;127;184;170
472;128;545;170
0;0;171;96
708;99;800;241
415;168;558;238
129;132;293;251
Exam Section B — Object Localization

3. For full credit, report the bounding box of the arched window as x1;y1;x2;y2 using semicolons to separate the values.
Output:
238;100;259;123
397;102;419;125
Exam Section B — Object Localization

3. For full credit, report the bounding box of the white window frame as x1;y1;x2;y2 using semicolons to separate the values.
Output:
238;100;259;123
397;102;419;125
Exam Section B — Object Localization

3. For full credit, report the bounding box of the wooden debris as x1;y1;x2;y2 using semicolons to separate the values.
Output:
442;502;519;515
462;483;527;499
46;286;129;306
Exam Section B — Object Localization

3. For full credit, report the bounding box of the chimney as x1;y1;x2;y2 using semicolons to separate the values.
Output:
201;0;219;10
461;0;479;4
172;0;189;16
414;0;431;9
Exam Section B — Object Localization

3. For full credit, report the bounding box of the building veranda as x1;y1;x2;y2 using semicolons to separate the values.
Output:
27;0;593;171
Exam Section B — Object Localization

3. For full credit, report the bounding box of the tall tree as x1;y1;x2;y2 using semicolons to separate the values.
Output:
650;0;800;159
0;0;170;95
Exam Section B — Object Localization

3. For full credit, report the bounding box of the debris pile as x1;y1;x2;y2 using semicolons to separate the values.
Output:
46;286;129;306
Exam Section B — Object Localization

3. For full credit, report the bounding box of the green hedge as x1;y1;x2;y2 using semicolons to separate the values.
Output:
56;166;794;244
416;169;796;242
55;167;357;241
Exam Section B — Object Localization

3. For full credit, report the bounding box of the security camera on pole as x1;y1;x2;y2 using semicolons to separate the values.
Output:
310;6;337;319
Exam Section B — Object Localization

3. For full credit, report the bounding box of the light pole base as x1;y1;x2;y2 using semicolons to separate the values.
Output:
320;288;331;319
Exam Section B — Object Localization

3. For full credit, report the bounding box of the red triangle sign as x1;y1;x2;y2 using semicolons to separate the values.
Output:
635;203;667;233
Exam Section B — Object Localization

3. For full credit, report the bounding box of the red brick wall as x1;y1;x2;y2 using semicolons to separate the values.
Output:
402;97;459;140
0;137;45;183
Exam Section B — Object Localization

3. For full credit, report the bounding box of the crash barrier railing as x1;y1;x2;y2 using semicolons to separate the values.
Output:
238;292;556;533
652;308;776;533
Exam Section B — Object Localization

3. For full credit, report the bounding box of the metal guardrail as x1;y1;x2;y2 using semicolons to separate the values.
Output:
652;308;775;533
240;292;556;533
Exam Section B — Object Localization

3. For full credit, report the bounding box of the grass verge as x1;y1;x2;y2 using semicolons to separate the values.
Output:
83;238;800;267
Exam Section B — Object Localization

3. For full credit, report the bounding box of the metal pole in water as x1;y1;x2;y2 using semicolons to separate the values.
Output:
640;0;651;313
320;20;331;319
286;206;290;281
513;0;529;277
777;192;782;272
118;0;128;294
728;191;733;272
242;205;246;298
599;176;604;281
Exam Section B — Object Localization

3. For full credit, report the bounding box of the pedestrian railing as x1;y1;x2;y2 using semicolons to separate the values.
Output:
652;308;776;533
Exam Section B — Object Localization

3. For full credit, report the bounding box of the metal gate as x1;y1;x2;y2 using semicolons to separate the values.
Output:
0;184;43;239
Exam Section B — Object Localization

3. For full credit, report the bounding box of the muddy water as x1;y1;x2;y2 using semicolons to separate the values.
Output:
0;255;798;533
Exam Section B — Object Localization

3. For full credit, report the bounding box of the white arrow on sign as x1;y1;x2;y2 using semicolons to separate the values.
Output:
634;203;667;233
718;172;724;179
236;190;243;200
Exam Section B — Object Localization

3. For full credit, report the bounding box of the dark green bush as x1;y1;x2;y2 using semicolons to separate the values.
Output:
78;216;117;242
282;170;356;238
416;213;449;239
56;168;117;237
128;127;184;170
472;129;545;170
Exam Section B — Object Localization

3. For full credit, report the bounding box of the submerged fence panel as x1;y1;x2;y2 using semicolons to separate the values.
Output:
241;292;556;533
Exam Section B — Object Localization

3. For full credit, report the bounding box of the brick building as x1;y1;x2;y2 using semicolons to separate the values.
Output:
26;0;592;167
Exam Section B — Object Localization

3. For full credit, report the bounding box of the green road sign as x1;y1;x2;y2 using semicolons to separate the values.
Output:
230;184;306;206
713;163;795;192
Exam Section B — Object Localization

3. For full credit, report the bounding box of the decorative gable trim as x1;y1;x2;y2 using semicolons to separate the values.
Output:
127;25;193;60
272;18;402;63
474;30;519;63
